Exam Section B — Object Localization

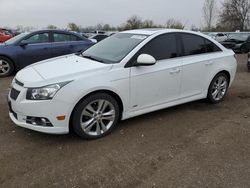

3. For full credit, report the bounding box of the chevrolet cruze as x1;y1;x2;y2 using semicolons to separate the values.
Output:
8;29;237;139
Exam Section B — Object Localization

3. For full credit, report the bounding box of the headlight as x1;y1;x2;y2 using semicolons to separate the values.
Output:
26;81;71;100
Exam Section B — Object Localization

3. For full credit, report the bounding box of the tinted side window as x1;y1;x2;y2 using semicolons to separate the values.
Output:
139;34;178;61
53;33;80;42
205;39;222;53
25;33;49;44
181;34;206;56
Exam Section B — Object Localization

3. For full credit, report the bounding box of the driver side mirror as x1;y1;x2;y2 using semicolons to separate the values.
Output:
135;54;156;66
19;40;28;46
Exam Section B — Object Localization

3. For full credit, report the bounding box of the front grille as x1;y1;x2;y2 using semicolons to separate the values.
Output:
10;88;20;100
15;79;24;87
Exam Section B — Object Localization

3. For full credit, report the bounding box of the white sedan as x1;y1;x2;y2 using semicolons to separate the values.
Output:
8;29;237;139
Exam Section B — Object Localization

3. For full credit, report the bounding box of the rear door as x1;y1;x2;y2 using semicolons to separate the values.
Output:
179;33;222;98
16;32;52;69
51;32;90;57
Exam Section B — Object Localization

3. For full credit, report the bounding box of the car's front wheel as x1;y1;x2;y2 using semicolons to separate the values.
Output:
207;73;229;104
0;56;14;77
72;93;120;139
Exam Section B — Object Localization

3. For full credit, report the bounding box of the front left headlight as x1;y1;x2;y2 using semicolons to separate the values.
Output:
26;81;71;100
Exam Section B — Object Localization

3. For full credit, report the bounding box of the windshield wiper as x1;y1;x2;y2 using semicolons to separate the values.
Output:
82;54;104;63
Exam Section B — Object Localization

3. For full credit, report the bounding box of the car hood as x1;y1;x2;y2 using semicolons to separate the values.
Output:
221;39;244;44
16;54;113;87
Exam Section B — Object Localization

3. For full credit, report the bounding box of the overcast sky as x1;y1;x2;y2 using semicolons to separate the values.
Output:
0;0;218;29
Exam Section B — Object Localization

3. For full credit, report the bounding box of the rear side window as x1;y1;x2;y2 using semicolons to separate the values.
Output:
181;34;206;55
139;33;178;61
205;39;222;53
181;33;221;55
53;33;80;42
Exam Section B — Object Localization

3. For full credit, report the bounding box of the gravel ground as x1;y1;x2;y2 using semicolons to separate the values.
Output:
0;54;250;188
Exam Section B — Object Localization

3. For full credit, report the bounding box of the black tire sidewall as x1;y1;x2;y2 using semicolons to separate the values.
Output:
0;56;14;77
207;73;229;104
72;93;120;139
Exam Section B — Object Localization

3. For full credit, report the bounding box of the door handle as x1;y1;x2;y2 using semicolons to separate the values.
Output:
170;69;181;74
205;61;214;66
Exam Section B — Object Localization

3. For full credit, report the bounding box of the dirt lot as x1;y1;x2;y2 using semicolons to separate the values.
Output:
0;55;250;188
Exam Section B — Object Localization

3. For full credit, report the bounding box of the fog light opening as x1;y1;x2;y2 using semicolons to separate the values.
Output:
26;117;53;127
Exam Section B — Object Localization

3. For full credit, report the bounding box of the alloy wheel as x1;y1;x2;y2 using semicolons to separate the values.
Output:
211;75;228;101
80;99;116;136
0;59;10;76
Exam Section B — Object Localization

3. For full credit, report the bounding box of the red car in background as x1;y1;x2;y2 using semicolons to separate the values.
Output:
0;29;13;42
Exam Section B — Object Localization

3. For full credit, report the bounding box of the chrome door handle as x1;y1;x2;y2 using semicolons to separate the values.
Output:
205;61;214;66
170;69;181;74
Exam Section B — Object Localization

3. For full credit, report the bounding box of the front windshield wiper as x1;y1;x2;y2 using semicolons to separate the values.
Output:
82;54;104;63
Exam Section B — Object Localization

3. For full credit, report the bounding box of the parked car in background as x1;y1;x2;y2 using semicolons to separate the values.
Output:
208;32;228;42
0;30;94;77
8;29;237;139
247;52;250;71
220;33;250;53
0;28;13;42
89;34;109;42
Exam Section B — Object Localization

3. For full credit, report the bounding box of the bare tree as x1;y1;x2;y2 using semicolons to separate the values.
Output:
165;18;185;29
203;0;217;31
67;23;80;32
124;15;143;30
218;0;250;31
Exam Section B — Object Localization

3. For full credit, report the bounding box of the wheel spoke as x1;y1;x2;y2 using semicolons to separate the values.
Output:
102;110;115;121
96;121;101;135
97;100;105;112
81;118;94;129
86;104;96;113
82;109;93;118
100;120;107;132
83;119;96;132
212;89;219;99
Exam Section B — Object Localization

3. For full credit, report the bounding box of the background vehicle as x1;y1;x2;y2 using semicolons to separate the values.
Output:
208;32;228;42
0;29;94;77
220;33;250;53
88;34;109;42
0;28;13;42
8;29;237;139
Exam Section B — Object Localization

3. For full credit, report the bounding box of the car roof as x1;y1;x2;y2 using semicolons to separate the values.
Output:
121;28;202;36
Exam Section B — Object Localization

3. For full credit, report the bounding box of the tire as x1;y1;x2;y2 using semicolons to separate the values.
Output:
72;93;120;139
0;56;14;77
207;73;229;104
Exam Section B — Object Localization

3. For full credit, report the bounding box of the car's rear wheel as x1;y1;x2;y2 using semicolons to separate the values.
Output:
207;73;229;104
0;56;14;77
72;93;120;139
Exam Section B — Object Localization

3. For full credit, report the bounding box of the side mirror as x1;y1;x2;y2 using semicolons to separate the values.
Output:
19;40;28;46
136;54;156;66
89;39;97;43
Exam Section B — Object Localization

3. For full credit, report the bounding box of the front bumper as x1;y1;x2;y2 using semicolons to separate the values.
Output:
8;81;71;134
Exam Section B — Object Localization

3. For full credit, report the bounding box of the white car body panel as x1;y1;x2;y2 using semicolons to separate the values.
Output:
8;29;237;134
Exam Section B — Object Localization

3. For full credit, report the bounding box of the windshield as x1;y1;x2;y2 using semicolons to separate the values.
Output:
82;33;148;64
227;33;250;41
5;32;29;44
